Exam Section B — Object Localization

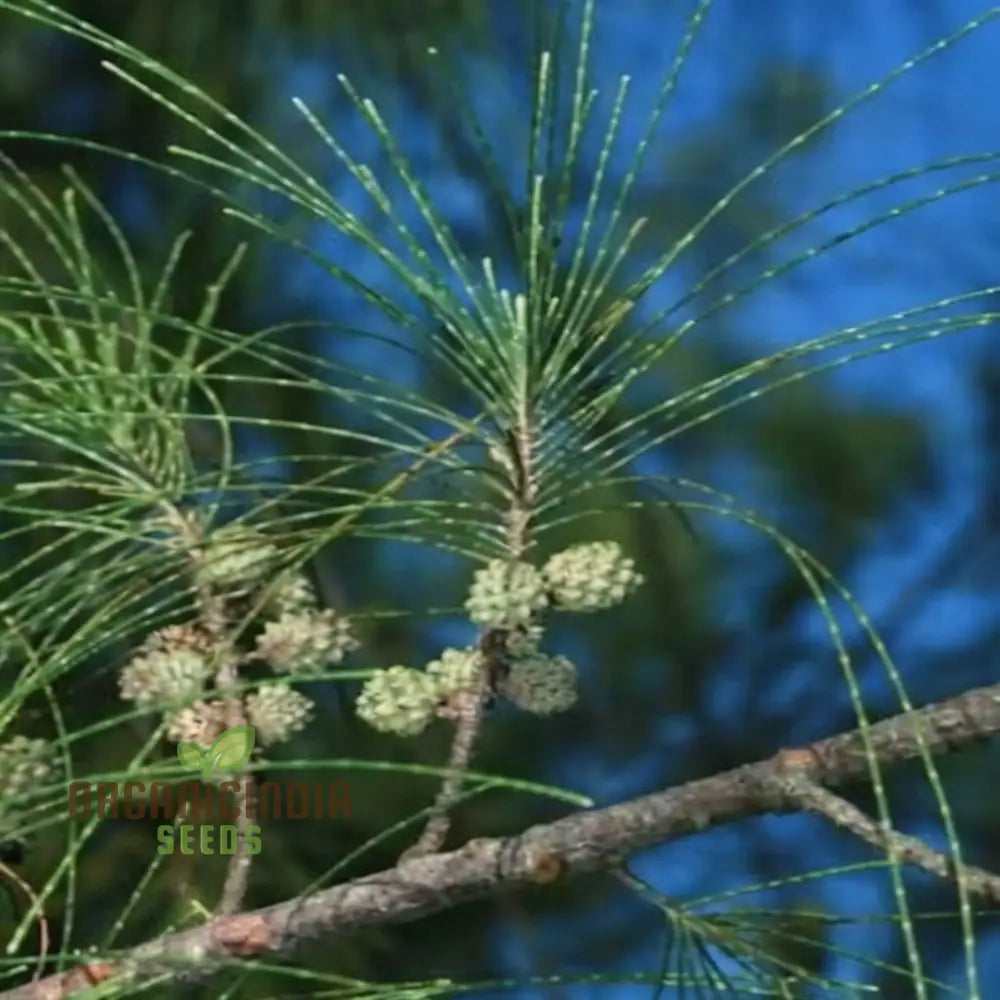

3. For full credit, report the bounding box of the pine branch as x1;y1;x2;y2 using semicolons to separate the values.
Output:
400;418;540;860
7;678;1000;1000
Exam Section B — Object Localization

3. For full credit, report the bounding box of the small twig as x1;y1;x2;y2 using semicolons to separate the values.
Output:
211;643;253;915
398;681;489;861
0;861;49;983
399;628;505;859
174;508;255;916
400;413;538;861
773;766;1000;903
217;774;256;914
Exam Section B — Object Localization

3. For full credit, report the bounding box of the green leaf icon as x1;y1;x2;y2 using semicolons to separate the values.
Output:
177;742;206;771
204;725;255;777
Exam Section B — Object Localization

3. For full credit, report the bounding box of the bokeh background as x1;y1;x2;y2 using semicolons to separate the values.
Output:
2;1;1000;996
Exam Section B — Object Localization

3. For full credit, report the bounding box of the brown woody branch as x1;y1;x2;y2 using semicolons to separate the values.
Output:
6;679;1000;1000
775;771;1000;902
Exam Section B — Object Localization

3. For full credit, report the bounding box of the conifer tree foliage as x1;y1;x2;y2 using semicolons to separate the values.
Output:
2;1;1000;998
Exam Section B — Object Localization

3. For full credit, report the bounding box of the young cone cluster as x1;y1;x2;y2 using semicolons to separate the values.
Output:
118;526;358;749
355;540;643;736
0;736;55;798
0;737;55;863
